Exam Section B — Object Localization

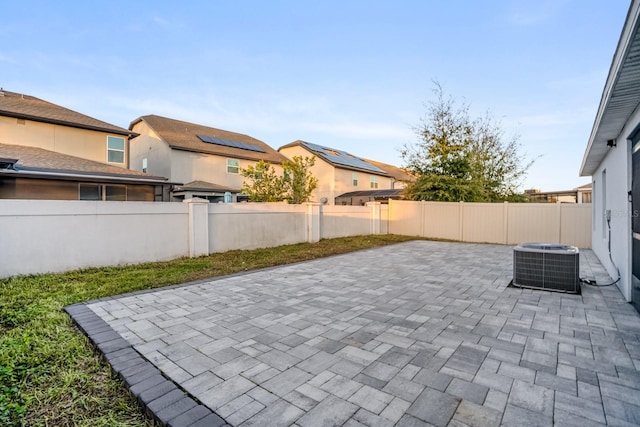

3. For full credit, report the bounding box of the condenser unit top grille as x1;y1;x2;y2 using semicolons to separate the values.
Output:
513;243;580;294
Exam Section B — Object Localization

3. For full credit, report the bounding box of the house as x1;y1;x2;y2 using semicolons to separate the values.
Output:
524;183;592;203
279;140;399;205
579;0;640;311
129;115;288;202
0;144;169;200
0;89;135;168
0;89;170;200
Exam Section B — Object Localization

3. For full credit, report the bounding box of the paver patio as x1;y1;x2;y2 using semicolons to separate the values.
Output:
67;241;640;426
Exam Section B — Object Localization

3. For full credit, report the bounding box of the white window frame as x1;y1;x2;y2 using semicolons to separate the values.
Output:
352;172;358;187
227;159;240;174
370;176;379;189
107;136;125;164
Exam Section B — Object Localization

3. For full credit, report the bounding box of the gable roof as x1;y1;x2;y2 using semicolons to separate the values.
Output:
580;0;640;176
0;143;168;184
362;158;415;182
130;115;287;164
280;140;391;176
0;89;132;136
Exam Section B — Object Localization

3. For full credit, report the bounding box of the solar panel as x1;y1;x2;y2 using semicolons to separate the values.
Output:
197;135;266;153
302;142;387;174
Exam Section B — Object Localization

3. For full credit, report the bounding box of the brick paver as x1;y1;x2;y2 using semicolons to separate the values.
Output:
67;241;640;426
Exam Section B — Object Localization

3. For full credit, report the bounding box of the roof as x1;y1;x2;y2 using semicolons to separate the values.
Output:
280;140;390;176
173;180;239;193
0;143;168;184
362;158;415;182
0;89;132;136
336;189;404;198
580;0;640;176
130;115;287;164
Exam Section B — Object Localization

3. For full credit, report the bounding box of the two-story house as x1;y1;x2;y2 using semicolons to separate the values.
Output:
279;140;409;205
0;89;169;201
129;115;288;202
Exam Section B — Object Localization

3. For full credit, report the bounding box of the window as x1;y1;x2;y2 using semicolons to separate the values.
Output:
370;176;378;189
79;183;127;201
107;136;125;164
106;185;126;201
142;158;148;173
79;184;102;200
352;173;358;187
227;159;239;174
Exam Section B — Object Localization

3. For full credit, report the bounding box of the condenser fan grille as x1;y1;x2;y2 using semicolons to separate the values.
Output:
513;243;580;294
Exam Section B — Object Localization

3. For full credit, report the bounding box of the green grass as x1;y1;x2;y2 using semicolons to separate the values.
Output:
0;234;417;426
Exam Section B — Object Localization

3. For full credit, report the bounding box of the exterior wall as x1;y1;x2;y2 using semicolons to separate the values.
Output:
170;150;283;190
321;205;371;239
131;120;285;190
590;108;637;301
0;177;156;201
0;199;376;278
388;200;592;248
0;116;128;167
129;120;174;179
1;198;596;278
208;203;306;253
0;199;188;277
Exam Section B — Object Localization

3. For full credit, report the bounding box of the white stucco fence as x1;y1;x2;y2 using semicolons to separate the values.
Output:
1;199;591;278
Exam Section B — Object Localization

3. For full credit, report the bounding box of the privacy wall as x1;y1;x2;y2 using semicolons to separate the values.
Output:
387;200;592;248
0;200;380;278
0;199;590;278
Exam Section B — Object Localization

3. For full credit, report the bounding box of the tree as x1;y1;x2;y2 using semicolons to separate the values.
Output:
241;160;286;202
401;83;533;202
240;156;318;203
282;155;318;204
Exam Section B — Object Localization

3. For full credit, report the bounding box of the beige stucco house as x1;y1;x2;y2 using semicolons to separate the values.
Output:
0;89;169;201
129;115;288;202
279;140;410;205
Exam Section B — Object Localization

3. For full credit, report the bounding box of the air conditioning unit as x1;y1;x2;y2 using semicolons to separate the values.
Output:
513;243;580;294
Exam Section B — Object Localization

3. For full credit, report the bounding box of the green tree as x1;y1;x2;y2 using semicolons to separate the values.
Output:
282;156;318;204
241;160;286;202
401;83;533;202
241;156;318;203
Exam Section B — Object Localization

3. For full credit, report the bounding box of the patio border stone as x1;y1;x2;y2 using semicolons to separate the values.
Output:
64;302;229;427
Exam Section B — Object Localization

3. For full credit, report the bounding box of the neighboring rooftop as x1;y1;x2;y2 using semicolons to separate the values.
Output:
130;115;287;164
0;89;132;136
0;143;167;183
363;158;415;182
173;180;238;193
280;140;390;176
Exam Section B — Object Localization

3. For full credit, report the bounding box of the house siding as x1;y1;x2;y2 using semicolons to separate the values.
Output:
0;115;128;168
591;107;637;301
129;120;173;180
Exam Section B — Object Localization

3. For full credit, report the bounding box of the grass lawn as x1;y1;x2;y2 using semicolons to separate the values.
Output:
0;234;417;426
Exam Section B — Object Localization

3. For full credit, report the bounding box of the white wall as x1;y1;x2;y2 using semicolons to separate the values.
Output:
208;203;307;252
1;198;595;279
388;200;592;248
590;108;637;301
321;205;371;239
0;200;189;277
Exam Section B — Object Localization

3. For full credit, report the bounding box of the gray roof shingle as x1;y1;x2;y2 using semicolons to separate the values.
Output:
0;89;131;135
131;115;287;164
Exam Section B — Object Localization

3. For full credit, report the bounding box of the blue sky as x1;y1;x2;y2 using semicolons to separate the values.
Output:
1;0;630;191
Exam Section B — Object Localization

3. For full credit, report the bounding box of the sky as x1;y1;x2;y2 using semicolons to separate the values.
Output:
1;0;631;191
